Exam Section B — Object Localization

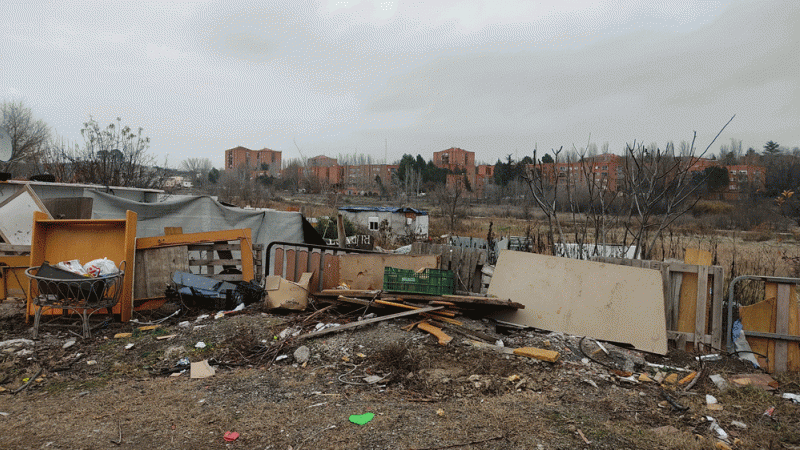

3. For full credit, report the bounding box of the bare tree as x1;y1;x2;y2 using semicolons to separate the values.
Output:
1;101;50;172
621;115;735;259
435;175;468;233
180;157;213;188
38;117;166;188
523;146;568;254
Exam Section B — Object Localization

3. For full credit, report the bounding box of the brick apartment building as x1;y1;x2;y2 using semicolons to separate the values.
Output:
298;155;398;195
533;153;763;198
534;153;625;192
225;146;282;178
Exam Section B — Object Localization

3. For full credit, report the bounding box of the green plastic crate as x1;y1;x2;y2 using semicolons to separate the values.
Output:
383;267;454;295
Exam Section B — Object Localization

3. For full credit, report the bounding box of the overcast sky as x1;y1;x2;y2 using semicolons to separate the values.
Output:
2;0;798;168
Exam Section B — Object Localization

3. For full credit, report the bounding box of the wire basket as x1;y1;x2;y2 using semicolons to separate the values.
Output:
26;261;126;338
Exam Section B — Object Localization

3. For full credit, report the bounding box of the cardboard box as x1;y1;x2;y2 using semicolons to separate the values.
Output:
265;272;312;310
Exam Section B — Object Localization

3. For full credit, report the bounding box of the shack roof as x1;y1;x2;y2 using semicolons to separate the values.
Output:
339;206;427;215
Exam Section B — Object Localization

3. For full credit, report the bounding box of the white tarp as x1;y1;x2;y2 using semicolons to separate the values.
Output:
87;191;304;246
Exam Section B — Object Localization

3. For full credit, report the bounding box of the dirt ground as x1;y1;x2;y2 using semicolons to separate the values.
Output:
1;299;799;450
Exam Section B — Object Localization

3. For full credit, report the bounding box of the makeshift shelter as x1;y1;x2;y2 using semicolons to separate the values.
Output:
87;191;305;245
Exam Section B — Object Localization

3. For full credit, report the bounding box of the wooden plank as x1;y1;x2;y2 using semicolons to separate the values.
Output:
164;227;183;235
297;306;443;340
187;259;243;266
694;265;709;351
664;271;675;330
488;250;668;354
308;251;321;293
417;321;452;345
677;249;712;351
134;246;189;299
740;290;776;373
789;285;800;372
297;250;309;284
513;347;560;363
338;254;439;290
186;244;241;251
670;272;683;333
0;255;30;299
274;248;284;276
285;249;297;282
136;229;252;249
322;252;339;290
334;295;387;308
711;267;725;351
775;283;791;373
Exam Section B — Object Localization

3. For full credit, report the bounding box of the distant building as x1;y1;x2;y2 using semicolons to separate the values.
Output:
339;206;428;239
434;147;477;196
224;146;282;178
535;153;625;192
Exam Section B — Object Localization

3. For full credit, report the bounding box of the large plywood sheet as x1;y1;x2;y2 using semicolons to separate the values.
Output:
338;254;439;290
488;250;668;354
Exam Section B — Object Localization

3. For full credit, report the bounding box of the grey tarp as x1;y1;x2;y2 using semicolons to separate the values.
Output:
87;191;304;246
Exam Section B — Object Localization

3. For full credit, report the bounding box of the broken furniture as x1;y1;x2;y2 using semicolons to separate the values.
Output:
0;244;31;301
135;228;257;310
595;249;725;352
266;241;379;292
728;275;800;373
26;210;137;323
26;261;126;338
489;250;668;355
0;184;52;245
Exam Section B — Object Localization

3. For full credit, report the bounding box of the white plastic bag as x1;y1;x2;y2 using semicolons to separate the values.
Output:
56;260;88;276
83;258;119;277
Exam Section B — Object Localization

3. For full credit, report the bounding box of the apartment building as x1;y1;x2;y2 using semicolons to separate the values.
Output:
224;146;282;178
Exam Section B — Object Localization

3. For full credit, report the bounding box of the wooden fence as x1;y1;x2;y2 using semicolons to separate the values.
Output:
594;257;725;352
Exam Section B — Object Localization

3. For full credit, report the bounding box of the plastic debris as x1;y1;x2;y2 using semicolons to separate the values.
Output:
706;416;728;440
223;431;239;442
194;342;206;349
710;374;729;390
349;412;375;425
730;420;747;429
781;393;800;403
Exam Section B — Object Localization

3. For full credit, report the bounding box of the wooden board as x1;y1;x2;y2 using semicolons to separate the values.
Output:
0;255;31;299
487;250;668;354
134;246;189;299
338;254;439;290
677;248;712;351
741;283;800;373
0;185;52;245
